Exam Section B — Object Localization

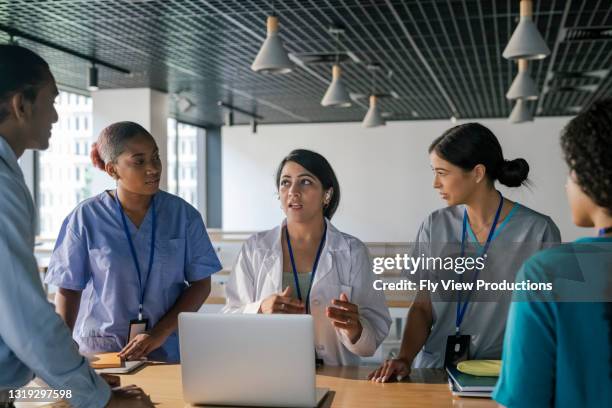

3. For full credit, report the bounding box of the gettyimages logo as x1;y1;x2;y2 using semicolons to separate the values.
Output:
372;253;486;275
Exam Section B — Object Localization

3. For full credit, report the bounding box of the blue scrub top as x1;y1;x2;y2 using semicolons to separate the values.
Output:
493;236;612;408
46;190;222;363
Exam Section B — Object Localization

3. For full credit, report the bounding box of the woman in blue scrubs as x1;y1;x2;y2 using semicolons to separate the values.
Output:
46;121;222;363
493;100;612;407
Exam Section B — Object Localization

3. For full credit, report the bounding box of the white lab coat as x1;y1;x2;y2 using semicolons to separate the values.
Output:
223;219;391;366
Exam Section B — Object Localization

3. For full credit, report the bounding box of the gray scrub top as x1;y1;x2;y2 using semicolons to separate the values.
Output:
282;272;313;300
409;202;561;368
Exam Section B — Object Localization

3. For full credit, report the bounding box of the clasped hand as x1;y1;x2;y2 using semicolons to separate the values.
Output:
260;288;363;344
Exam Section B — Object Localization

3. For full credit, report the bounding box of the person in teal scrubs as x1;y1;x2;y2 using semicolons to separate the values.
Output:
493;99;612;407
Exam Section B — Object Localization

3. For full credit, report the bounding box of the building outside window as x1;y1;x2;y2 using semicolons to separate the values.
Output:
38;91;93;238
167;118;201;209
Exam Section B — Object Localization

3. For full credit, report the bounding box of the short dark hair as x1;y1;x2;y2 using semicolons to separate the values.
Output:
0;45;51;122
428;122;530;187
91;121;155;170
275;149;341;219
560;99;612;213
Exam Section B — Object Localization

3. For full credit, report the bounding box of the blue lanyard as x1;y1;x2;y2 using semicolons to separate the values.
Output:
598;226;612;237
285;222;327;314
114;192;156;320
455;191;504;334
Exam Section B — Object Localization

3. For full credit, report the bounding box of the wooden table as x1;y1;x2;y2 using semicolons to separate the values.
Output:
116;363;497;408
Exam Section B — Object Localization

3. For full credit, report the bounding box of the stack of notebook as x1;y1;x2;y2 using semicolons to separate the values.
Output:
89;352;123;369
446;364;499;398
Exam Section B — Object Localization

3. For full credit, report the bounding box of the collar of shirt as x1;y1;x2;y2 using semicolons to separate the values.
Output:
255;218;350;253
0;134;24;180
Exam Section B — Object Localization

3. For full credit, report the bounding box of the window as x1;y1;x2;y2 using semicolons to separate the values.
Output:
38;90;93;238
167;118;203;209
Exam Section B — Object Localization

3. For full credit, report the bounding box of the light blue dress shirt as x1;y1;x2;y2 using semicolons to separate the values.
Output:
493;236;612;407
45;189;222;363
0;135;111;407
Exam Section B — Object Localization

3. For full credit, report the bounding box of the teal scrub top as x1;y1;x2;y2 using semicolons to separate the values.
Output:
493;236;612;408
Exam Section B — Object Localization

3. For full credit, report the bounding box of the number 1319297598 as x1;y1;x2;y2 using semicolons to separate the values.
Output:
8;387;72;402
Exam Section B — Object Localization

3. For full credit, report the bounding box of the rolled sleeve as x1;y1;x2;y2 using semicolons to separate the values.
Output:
45;218;90;290
185;214;222;282
339;316;377;356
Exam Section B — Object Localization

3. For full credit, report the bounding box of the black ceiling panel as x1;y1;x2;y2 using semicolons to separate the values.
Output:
1;0;610;126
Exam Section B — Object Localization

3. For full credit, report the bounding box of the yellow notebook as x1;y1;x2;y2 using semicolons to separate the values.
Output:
456;360;501;377
90;352;123;369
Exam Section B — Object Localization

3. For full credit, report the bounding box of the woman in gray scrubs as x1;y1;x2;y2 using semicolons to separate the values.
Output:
369;123;561;382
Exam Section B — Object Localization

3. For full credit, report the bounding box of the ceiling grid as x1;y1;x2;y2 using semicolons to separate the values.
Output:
0;0;609;126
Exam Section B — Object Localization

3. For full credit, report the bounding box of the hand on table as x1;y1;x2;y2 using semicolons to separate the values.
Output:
100;373;120;388
326;293;363;344
119;332;165;361
259;286;305;314
368;357;411;383
106;385;154;407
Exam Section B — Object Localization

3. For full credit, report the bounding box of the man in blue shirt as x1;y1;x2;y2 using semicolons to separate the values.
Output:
0;45;151;407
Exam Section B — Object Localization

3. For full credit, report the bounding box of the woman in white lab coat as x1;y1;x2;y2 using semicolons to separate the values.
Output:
223;149;391;366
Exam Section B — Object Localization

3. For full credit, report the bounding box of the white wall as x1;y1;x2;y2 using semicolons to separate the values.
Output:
91;88;169;193
222;117;583;242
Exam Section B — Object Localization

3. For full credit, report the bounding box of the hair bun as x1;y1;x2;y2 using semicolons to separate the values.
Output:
498;158;529;187
90;142;105;171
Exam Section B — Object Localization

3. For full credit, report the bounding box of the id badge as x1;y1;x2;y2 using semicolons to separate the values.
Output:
128;318;149;342
444;334;470;367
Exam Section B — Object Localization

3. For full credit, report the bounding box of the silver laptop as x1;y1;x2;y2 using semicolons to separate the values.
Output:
179;313;328;407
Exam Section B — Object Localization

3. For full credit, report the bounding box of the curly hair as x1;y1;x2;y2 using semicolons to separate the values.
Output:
560;99;612;213
561;99;612;379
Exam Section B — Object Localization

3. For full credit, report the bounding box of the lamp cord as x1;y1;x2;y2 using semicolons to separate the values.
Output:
335;32;340;65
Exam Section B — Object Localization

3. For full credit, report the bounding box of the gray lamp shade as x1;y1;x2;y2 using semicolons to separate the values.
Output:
506;59;538;100
321;65;351;107
362;95;385;127
251;16;293;74
503;1;550;60
509;99;533;123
